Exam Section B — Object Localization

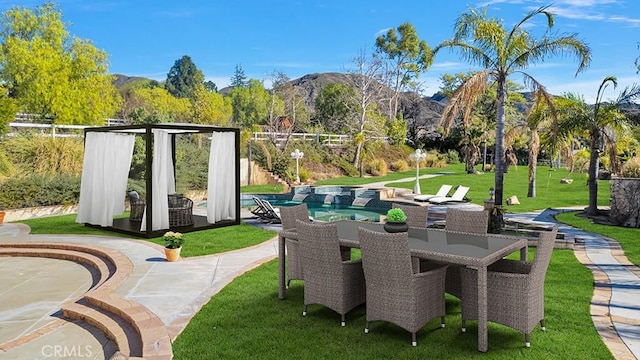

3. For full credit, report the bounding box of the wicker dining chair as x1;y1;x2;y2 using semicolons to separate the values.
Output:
392;203;429;272
296;220;366;326
358;227;448;346
460;225;559;348
279;204;310;288
443;209;490;299
392;203;429;228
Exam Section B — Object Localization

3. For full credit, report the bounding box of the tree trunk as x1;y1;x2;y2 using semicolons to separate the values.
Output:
527;130;539;197
586;131;600;215
494;77;507;229
354;142;363;177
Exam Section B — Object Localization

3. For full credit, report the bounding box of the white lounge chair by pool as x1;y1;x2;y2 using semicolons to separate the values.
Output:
428;186;470;204
414;184;453;202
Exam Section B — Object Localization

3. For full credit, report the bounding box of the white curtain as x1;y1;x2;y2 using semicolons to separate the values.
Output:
76;132;135;227
141;129;175;231
207;131;236;222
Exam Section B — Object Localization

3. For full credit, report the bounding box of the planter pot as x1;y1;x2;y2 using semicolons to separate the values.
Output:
384;221;408;233
0;211;5;225
164;246;182;262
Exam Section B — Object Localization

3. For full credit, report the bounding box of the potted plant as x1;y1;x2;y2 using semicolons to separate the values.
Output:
0;201;5;225
163;231;184;262
384;208;408;233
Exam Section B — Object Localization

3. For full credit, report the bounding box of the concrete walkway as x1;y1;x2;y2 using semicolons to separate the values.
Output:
1;209;639;359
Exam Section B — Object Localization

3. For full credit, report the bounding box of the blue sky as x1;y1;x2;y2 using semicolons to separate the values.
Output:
1;0;639;102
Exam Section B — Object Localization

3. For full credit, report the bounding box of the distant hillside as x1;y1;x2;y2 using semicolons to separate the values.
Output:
110;71;640;131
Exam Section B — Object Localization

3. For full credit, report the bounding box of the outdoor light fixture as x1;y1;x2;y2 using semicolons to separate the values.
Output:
489;187;495;200
409;149;426;194
291;148;304;183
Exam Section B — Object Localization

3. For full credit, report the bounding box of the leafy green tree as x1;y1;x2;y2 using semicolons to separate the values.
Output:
386;112;407;146
435;5;591;215
313;83;357;133
129;86;191;122
559;77;640;215
203;80;218;92
375;22;433;120
0;2;121;125
230;63;248;88
0;85;17;135
228;79;270;127
165;55;205;100
192;84;232;126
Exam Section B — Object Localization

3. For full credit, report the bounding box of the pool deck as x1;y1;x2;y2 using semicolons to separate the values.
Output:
1;202;639;358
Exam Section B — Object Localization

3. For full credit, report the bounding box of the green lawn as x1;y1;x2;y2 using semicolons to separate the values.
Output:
20;214;277;257
317;164;610;213
172;249;611;359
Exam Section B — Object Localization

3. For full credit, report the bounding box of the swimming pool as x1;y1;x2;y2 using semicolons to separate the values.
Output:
243;199;387;222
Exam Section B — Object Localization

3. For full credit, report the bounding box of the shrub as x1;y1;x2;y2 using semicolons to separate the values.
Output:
366;158;387;176
0;174;81;209
386;208;407;222
390;159;409;172
621;157;640;178
446;150;460;164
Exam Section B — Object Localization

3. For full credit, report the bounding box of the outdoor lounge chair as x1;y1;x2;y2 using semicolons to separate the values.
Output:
296;220;366;326
413;184;453;202
427;186;470;204
358;227;447;346
460;225;559;348
128;190;145;222
251;197;281;224
443;209;489;299
279;204;311;288
251;196;270;219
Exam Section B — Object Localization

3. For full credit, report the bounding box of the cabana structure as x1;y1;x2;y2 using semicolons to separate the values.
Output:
76;123;240;238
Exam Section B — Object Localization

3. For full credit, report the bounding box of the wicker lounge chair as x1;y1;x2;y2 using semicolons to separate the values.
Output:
279;204;310;288
413;184;453;202
168;194;193;227
296;220;366;326
358;227;447;346
443;209;489;299
128;190;145;222
428;186;470;204
460;225;559;348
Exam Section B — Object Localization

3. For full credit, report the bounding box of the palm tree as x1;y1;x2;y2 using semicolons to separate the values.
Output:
435;5;591;217
559;77;640;215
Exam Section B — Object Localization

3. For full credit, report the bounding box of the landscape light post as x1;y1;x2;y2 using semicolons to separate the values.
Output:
291;149;304;183
409;149;426;194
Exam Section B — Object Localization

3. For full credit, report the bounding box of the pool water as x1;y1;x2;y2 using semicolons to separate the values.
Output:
244;199;386;222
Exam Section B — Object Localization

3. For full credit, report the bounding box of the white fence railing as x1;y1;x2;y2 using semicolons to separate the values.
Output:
5;123;389;145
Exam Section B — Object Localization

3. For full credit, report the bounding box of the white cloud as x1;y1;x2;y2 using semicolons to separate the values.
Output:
431;62;465;70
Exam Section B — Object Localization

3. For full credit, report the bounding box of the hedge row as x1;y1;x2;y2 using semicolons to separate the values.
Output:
0;174;81;210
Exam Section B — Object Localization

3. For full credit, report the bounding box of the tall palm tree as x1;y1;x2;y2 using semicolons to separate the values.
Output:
559;77;640;215
435;5;591;216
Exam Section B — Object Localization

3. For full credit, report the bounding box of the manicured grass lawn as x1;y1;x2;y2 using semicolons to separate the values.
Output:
241;184;285;193
19;214;277;257
172;249;612;359
316;164;611;213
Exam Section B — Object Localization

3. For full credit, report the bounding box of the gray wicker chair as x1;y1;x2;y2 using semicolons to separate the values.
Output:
296;220;366;326
443;209;489;299
358;227;447;346
128;190;145;222
460;225;559;348
392;203;429;228
392;203;429;272
279;204;310;288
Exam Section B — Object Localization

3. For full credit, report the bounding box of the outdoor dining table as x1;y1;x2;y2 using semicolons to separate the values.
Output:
277;220;528;352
